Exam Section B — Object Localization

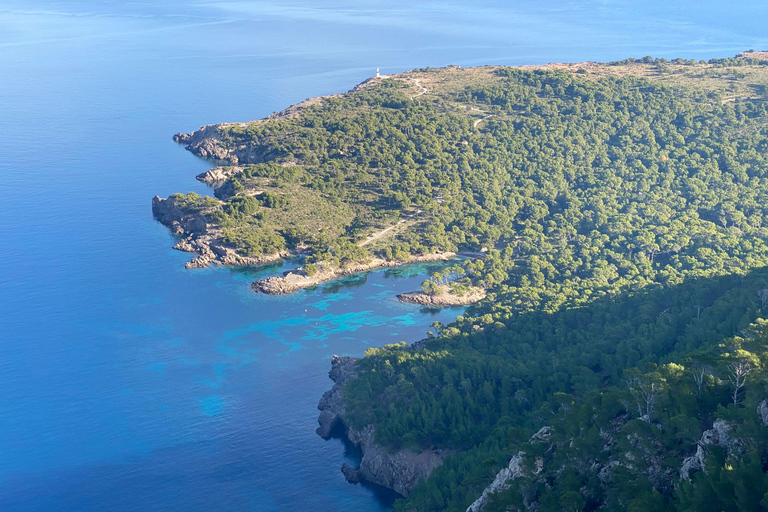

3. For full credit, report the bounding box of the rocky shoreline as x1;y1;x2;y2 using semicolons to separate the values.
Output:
397;285;486;306
316;355;444;498
252;253;456;295
152;194;290;268
153;194;459;290
172;77;384;167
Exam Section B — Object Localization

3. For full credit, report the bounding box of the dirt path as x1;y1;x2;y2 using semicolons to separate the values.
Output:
393;77;428;100
411;78;428;98
470;106;493;127
358;210;421;247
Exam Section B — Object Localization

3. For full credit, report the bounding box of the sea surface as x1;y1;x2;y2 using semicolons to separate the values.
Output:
0;1;766;510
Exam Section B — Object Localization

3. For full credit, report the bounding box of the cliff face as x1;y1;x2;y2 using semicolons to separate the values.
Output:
173;124;239;163
316;355;443;498
151;195;208;237
174;123;286;166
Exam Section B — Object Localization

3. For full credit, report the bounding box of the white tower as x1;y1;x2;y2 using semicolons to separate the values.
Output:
376;67;380;77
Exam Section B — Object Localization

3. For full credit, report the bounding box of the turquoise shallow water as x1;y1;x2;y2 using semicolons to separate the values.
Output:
0;1;766;510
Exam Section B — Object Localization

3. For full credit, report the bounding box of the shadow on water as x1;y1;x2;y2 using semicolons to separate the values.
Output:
228;258;300;279
322;274;369;294
327;421;401;508
360;479;401;508
383;258;468;281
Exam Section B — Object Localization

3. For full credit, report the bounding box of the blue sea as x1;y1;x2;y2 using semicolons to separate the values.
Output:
0;1;766;510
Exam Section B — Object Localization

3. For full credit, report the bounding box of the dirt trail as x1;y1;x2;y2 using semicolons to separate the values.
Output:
474;115;492;128
392;77;428;99
411;78;428;98
469;106;493;127
358;210;421;247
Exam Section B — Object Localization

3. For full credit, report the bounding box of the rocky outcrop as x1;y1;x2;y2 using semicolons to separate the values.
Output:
398;285;486;306
173;124;240;163
151;195;208;236
680;418;744;481
195;166;247;200
466;427;551;512
757;398;768;427
196;165;242;185
317;355;444;498
174;123;287;166
252;271;315;295
341;425;443;498
467;454;525;512
316;355;359;438
152;195;288;269
175;236;288;269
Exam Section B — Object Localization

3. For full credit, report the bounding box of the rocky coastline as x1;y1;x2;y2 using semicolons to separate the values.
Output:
397;285;486;306
152;194;290;268
316;355;444;498
153;193;458;289
252;253;456;295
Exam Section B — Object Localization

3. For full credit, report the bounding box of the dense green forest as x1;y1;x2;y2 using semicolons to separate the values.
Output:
168;55;768;510
175;56;768;310
350;268;768;511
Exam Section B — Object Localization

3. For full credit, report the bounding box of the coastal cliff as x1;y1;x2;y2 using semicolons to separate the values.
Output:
174;123;290;166
316;355;444;498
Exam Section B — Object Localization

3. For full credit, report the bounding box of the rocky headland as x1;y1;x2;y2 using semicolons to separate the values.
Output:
397;284;486;306
316;355;444;498
152;194;289;268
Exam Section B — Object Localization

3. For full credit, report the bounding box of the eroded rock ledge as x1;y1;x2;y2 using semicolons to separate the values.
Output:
152;195;289;268
317;355;444;498
397;285;486;306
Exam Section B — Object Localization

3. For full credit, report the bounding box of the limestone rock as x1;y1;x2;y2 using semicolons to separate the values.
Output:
466;453;526;512
757;398;768;427
681;418;740;481
316;356;358;439
196;166;243;184
316;355;443;498
174;123;290;166
466;427;552;512
151;195;207;235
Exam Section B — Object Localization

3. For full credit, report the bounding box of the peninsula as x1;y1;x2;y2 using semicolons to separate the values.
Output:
154;54;768;305
155;52;768;511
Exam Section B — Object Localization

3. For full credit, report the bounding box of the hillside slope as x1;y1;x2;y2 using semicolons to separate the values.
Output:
153;53;768;510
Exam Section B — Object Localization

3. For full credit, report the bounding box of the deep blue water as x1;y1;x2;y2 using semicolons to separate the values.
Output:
0;1;766;510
